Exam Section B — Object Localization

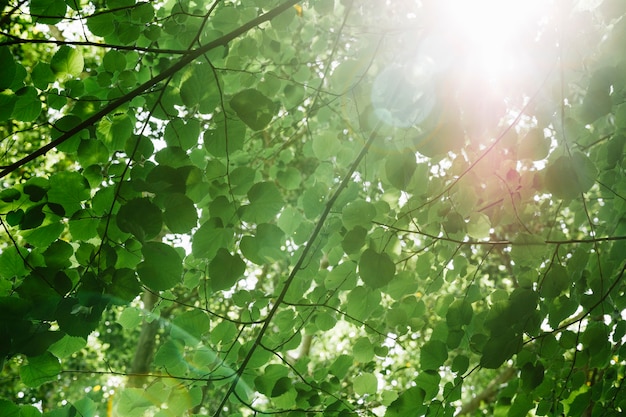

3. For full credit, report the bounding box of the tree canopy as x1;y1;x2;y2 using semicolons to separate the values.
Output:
1;0;626;416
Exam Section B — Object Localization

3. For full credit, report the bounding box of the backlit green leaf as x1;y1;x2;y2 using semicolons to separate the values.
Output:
544;152;598;200
171;310;210;343
137;242;183;291
510;233;546;267
385;386;426;417
209;248;246;291
353;373;378;396
342;200;376;230
29;0;66;24
19;352;61;387
420;340;448;371
241;182;283;223
163;193;198;234
12;87;41;122
117;198;163;241
0;47;17;90
230;89;278;131
47;171;90;216
50;46;83;77
359;248;395;289
385;152;417;190
87;13;115;37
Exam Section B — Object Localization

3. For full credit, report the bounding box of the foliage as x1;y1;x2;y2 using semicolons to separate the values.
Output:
1;0;626;416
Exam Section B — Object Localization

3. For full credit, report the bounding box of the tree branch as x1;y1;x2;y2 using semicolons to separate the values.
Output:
457;367;516;415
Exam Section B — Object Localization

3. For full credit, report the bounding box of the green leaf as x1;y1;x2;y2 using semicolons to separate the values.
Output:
118;307;142;330
103;50;127;73
0;46;17;90
466;212;491;240
29;0;66;24
346;286;381;321
137;242;183;291
164;118;201;151
87;13;115;37
163;193;198;234
518;128;550;160
97;113;134;152
385;152;417;190
270;377;292;397
21;222;64;247
510;233;546;267
276;167;302;190
540;264;569;298
385;386;426;417
230;88;278;131
153;340;186;374
203;118;246;157
117;198;163;241
451;355;469;374
241;182;283;223
353;373;378;396
171;310;210;344
19;352;61;387
329;354;354;379
415;369;441;400
342;226;368;254
68;210;99;240
0;400;19;416
192;219;234;260
180;63;218;110
353;337;375;363
18;405;41;417
480;330;523;369
312;132;340;160
359;248;395;289
130;2;154;24
108;268;141;304
446;299;473;330
209;248;246;291
544;152;598;199
342;199;376;230
77;139;110;167
521;362;545;391
420;340;448;371
50;46;83;77
48;335;86;359
47;171;90;216
0;90;17;121
31;62;56;90
0;246;28;279
43;240;73;270
12;87;41;122
506;393;533;417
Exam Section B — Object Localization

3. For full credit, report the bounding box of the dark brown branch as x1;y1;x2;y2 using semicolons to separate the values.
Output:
373;220;626;246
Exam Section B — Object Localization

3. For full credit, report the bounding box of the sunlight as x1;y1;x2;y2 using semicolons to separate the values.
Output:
431;0;551;88
372;1;553;128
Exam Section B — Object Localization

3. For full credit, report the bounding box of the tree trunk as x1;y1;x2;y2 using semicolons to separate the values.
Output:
127;291;159;388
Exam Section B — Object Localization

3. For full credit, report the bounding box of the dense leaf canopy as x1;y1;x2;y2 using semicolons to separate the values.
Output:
1;0;626;416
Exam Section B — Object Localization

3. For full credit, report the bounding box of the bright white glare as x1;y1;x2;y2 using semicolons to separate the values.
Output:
435;0;550;87
373;1;552;128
